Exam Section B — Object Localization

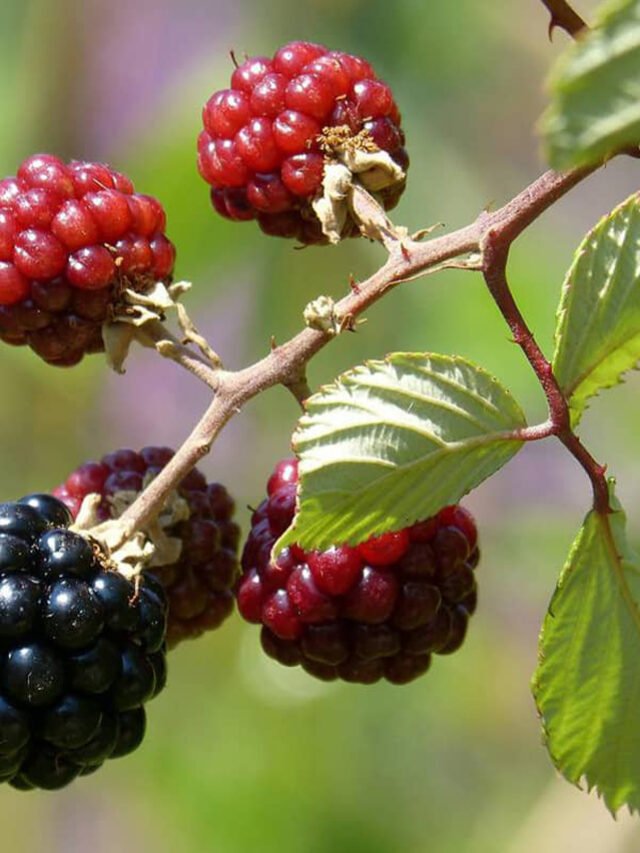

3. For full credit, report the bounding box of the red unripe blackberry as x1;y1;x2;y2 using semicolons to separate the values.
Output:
53;447;240;648
198;42;408;244
237;459;480;685
0;154;175;366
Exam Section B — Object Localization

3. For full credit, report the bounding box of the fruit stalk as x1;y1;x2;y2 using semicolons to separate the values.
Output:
138;318;221;388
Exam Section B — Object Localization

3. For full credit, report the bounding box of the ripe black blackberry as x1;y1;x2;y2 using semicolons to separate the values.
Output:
53;447;240;647
0;494;168;791
198;41;408;244
237;459;479;685
0;154;175;366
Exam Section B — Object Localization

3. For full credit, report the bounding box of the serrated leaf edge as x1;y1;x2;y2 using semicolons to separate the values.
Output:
274;352;526;554
533;489;640;816
552;193;640;425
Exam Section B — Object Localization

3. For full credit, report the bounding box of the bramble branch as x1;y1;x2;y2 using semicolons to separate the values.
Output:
481;233;570;433
111;162;604;543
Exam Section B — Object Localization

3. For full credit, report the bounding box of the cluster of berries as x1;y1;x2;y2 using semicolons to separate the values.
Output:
0;42;408;371
0;494;167;790
0;39;487;796
198;41;407;243
237;460;479;685
0;154;175;366
53;447;240;648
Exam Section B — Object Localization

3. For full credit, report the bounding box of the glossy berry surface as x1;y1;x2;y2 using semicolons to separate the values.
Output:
53;446;240;647
0;494;167;790
237;459;479;685
198;42;407;244
0;154;175;366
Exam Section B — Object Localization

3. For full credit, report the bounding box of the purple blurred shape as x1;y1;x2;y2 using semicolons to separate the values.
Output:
76;0;241;155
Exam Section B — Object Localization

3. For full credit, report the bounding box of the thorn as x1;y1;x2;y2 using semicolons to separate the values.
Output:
229;49;239;68
411;223;444;242
349;274;360;293
548;18;556;40
400;242;411;261
270;335;277;351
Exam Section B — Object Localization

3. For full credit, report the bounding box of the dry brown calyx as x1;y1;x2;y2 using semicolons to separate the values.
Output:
312;126;407;244
72;478;190;581
102;280;191;373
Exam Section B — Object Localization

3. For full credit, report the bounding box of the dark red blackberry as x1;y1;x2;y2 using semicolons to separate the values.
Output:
0;154;175;366
237;459;480;685
53;446;240;648
0;495;167;791
198;42;408;244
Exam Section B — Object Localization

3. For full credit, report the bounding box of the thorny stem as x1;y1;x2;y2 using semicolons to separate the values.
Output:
481;232;610;514
113;162;608;543
481;235;569;434
540;0;588;38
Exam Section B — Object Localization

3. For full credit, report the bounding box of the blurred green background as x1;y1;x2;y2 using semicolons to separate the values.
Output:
1;0;639;849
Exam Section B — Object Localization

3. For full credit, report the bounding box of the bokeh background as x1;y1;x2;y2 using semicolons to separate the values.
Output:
1;0;639;850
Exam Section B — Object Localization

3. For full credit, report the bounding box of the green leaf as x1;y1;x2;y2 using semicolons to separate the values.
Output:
541;0;640;168
275;353;526;552
532;486;640;815
552;193;640;426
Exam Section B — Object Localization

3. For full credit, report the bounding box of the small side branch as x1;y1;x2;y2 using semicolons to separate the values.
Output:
283;373;312;410
558;432;610;514
481;231;610;514
481;233;569;433
137;320;221;389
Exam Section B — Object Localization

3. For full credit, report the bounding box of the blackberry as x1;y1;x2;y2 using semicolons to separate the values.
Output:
237;459;480;685
53;446;240;647
0;495;168;790
0;154;175;366
198;42;407;244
